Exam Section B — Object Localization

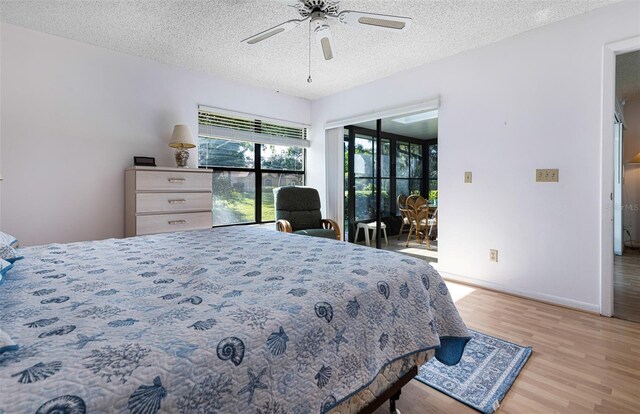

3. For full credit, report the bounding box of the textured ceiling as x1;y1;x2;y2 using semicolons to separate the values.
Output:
0;0;621;100
616;50;640;103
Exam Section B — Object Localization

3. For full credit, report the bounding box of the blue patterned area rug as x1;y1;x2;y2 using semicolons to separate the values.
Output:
416;330;531;414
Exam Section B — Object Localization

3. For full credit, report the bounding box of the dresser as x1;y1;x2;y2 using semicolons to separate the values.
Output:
125;166;213;237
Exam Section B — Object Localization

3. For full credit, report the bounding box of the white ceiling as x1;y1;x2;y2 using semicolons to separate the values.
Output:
0;0;620;100
616;50;640;103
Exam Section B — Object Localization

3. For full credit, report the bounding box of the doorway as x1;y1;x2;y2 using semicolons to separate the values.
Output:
343;110;439;263
612;50;640;323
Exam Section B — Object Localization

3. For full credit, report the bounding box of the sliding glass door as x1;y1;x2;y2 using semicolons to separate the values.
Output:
345;126;385;246
344;124;437;248
395;141;423;211
427;142;438;204
352;134;391;221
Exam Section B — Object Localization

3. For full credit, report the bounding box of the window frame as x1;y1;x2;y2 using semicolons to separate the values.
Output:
350;134;392;220
345;125;437;230
199;142;306;227
426;141;438;198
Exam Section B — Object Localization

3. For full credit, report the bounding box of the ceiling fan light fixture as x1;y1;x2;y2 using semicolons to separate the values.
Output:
296;0;340;18
357;16;406;30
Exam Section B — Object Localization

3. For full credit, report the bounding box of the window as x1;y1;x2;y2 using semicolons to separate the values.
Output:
396;141;423;212
353;134;391;221
198;108;308;226
261;145;304;171
211;171;256;225
199;138;254;168
427;143;438;203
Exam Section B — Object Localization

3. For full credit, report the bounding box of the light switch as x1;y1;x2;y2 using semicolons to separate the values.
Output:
490;249;498;262
464;171;472;183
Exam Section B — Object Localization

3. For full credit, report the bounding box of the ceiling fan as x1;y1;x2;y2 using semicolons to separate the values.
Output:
241;0;412;81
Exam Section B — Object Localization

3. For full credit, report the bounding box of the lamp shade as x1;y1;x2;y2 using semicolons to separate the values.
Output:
169;125;196;149
629;152;640;163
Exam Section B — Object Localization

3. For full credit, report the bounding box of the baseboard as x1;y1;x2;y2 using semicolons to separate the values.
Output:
438;271;601;314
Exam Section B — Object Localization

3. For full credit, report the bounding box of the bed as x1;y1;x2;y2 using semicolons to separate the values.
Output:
0;226;469;414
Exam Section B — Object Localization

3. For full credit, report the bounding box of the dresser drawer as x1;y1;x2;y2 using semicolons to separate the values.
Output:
137;192;211;213
136;170;211;191
136;212;212;235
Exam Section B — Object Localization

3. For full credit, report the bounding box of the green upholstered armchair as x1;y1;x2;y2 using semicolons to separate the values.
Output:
273;186;341;240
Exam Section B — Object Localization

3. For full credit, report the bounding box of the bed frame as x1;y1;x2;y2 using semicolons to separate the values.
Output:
357;365;418;414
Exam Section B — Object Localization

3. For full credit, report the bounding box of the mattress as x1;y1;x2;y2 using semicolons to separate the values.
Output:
0;226;469;413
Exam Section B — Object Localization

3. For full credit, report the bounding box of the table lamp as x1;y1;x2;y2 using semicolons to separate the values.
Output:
169;125;196;168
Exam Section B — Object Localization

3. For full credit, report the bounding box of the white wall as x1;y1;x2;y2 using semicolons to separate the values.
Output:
309;1;640;312
0;22;2;230
623;100;640;243
0;23;310;246
0;22;3;229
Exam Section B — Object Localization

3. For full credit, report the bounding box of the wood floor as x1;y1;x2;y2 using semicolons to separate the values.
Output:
373;281;640;414
614;248;640;323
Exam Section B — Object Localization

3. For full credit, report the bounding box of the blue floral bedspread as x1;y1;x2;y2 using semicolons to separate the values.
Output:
0;227;469;414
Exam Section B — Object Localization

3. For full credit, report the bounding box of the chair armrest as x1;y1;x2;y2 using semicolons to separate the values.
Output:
320;219;342;240
275;219;293;233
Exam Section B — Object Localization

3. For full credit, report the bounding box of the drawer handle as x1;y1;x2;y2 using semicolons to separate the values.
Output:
168;220;187;225
168;178;187;183
168;199;187;204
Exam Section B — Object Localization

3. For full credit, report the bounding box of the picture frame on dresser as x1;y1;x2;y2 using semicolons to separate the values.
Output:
125;166;213;237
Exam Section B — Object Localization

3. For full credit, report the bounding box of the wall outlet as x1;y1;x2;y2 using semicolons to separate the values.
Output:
489;249;498;262
464;171;472;183
536;169;559;182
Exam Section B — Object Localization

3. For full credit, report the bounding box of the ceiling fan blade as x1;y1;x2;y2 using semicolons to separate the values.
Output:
241;19;303;45
337;10;412;32
315;25;335;61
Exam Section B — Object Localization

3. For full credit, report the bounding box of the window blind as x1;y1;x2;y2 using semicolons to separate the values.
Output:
198;108;310;148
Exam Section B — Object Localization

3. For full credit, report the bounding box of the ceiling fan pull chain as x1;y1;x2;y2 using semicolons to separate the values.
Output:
307;20;313;83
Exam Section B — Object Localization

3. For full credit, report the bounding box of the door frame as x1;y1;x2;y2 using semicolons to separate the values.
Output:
343;125;437;239
324;98;441;246
600;36;640;317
